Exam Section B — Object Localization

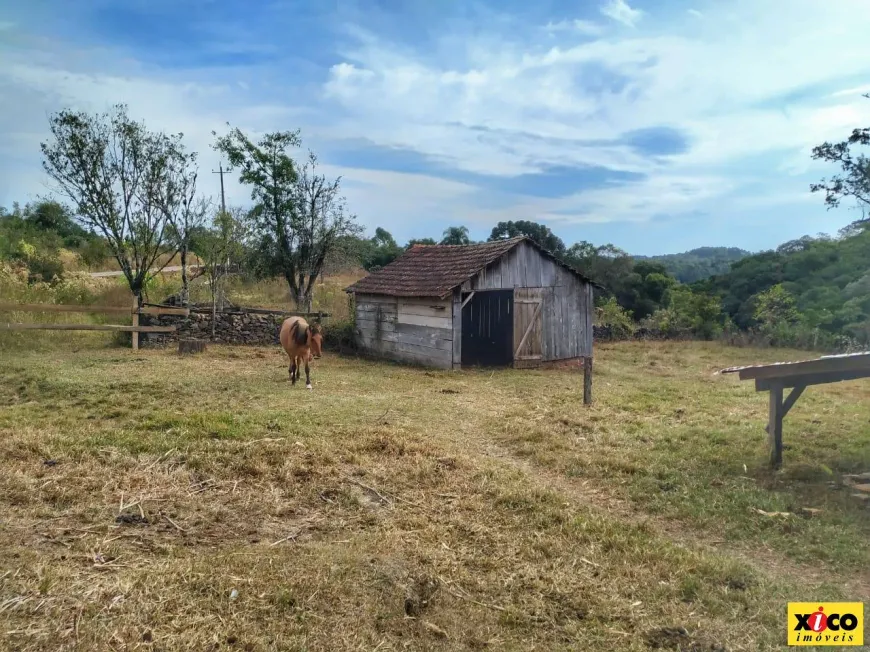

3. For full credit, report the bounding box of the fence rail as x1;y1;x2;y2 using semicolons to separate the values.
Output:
0;303;189;317
0;323;175;333
0;299;187;350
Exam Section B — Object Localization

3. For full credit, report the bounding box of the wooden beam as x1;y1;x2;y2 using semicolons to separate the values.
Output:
138;306;189;316
739;353;870;381
0;302;188;317
756;368;870;391
768;382;784;469
513;301;542;359
0;302;131;314
0;324;175;333
460;292;476;309
764;385;805;433
583;356;593;406
781;385;805;418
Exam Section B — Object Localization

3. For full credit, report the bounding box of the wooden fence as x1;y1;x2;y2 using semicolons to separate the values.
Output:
0;298;188;351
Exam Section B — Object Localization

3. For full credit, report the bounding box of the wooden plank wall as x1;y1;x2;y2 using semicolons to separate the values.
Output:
461;241;592;362
355;294;453;369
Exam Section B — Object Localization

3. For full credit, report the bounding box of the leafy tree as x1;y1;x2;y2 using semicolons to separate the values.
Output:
41;104;197;298
22;200;95;248
563;241;634;303
645;286;724;340
372;227;397;249
1;205;61;280
440;225;470;245
407;237;437;247
214;127;360;310
811;96;870;219
360;228;403;270
618;261;676;320
753;284;801;328
488;220;566;256
595;296;634;339
78;237;111;268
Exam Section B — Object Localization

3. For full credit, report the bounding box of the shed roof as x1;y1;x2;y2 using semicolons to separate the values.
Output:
345;237;595;298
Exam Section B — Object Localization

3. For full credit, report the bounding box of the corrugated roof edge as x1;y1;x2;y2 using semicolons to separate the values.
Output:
343;236;603;297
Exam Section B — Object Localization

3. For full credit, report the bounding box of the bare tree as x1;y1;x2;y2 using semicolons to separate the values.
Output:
41;104;198;299
213;127;360;311
166;189;211;306
290;152;360;310
199;208;248;339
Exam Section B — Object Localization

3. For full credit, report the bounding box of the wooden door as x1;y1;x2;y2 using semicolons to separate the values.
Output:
461;290;514;367
514;288;543;364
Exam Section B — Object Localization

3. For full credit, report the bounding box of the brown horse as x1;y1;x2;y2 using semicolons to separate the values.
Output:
279;316;323;389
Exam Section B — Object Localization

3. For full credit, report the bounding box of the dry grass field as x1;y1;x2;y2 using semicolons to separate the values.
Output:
0;340;868;651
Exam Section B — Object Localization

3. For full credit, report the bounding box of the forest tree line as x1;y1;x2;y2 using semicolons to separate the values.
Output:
2;102;870;350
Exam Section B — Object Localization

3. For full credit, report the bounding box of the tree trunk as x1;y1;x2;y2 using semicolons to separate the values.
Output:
178;339;206;355
180;246;189;307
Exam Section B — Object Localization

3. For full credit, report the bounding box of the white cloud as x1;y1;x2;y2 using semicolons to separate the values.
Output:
4;0;870;245
830;84;870;98
599;0;644;28
544;19;605;36
319;0;870;225
687;9;703;19
0;52;281;210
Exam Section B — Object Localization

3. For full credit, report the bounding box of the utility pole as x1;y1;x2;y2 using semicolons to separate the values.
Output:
212;163;226;215
211;163;230;287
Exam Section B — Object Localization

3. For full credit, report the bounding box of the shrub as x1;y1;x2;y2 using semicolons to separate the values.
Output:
323;318;357;354
595;297;634;339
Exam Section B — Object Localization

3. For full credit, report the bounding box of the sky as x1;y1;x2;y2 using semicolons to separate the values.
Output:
2;0;870;255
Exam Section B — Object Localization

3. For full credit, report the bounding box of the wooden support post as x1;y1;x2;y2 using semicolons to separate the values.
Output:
768;382;784;469
131;295;140;351
452;289;462;370
583;356;593;406
764;385;805;433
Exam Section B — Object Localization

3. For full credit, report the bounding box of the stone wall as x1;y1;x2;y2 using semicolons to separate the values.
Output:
140;308;285;347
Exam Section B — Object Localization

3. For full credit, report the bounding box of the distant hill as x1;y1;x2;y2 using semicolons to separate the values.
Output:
695;227;870;342
635;247;751;283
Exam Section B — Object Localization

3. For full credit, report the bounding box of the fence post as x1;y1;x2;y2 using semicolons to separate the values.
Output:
132;295;139;351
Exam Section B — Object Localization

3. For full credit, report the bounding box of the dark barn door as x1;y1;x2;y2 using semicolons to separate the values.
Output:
461;290;514;367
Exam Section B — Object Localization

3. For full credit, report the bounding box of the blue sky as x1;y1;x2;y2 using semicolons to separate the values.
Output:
2;0;870;254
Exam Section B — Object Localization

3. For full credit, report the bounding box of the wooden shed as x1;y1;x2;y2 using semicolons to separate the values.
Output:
345;237;596;400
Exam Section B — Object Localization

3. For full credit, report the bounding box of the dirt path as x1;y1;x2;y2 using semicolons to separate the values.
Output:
88;265;201;278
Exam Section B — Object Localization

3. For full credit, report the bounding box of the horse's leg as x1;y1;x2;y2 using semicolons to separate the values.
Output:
305;355;312;390
290;358;297;385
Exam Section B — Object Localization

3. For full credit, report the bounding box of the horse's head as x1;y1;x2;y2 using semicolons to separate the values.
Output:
309;323;323;359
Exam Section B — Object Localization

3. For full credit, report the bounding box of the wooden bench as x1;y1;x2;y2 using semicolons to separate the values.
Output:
720;352;870;468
